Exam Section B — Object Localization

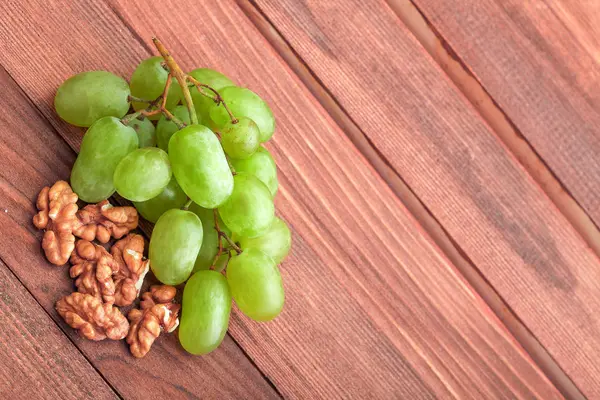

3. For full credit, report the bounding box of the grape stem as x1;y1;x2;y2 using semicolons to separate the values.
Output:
181;198;193;210
152;37;199;125
122;77;187;129
127;95;152;103
210;209;242;271
186;76;238;124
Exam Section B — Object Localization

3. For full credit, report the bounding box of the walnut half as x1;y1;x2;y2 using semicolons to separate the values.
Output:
127;285;180;358
69;240;119;304
56;292;129;341
33;181;79;265
110;234;150;307
73;200;138;244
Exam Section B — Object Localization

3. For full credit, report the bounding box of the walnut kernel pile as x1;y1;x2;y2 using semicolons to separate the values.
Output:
33;181;179;357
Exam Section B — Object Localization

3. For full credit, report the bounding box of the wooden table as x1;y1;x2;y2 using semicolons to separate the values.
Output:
0;1;598;398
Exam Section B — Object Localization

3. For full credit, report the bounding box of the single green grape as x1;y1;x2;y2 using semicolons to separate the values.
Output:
221;117;260;160
133;177;188;223
227;248;284;321
218;173;274;238
189;204;232;273
71;117;138;202
169;124;233;208
209;87;275;143
55;71;130;127
179;270;231;355
127;117;156;148
156;105;192;151
239;217;291;264
149;209;203;285
130;56;182;114
188;68;234;125
231;146;278;197
113;148;171;202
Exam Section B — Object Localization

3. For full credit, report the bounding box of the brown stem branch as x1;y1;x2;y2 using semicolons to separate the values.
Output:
161;74;173;110
220;231;242;254
153;37;198;125
186;76;238;124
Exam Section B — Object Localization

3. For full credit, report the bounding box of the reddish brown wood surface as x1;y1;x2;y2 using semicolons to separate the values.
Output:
0;0;593;398
251;0;600;397
0;259;117;399
410;0;600;229
0;67;278;399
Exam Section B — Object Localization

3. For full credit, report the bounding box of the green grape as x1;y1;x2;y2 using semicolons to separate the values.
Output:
156;105;192;151
227;248;284;321
239;217;291;264
55;71;130;127
169;125;233;208
221;117;260;160
218;173;274;238
113;148;171;202
189;204;231;273
127;117;156;148
188;68;234;125
209;87;275;143
179;270;231;355
133;177;187;223
149;209;203;285
130;56;182;114
231;146;278;197
71;117;138;202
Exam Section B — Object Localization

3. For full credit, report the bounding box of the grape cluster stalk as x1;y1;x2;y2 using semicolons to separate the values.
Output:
49;37;292;356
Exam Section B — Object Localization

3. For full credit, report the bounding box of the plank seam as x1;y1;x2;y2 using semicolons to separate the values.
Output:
236;2;585;399
0;251;123;399
388;0;600;254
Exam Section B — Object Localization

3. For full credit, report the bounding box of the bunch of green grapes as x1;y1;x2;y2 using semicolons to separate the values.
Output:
55;42;291;356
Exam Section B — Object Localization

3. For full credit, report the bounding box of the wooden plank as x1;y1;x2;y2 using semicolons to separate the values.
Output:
0;259;117;399
0;67;278;399
70;0;563;398
386;0;600;261
237;3;586;398
248;0;600;397
407;0;600;228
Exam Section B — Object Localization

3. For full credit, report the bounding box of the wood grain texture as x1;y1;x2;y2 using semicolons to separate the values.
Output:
0;67;278;399
250;0;600;397
0;259;117;400
238;2;586;398
386;0;600;262
101;1;561;398
0;0;561;398
410;0;600;228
